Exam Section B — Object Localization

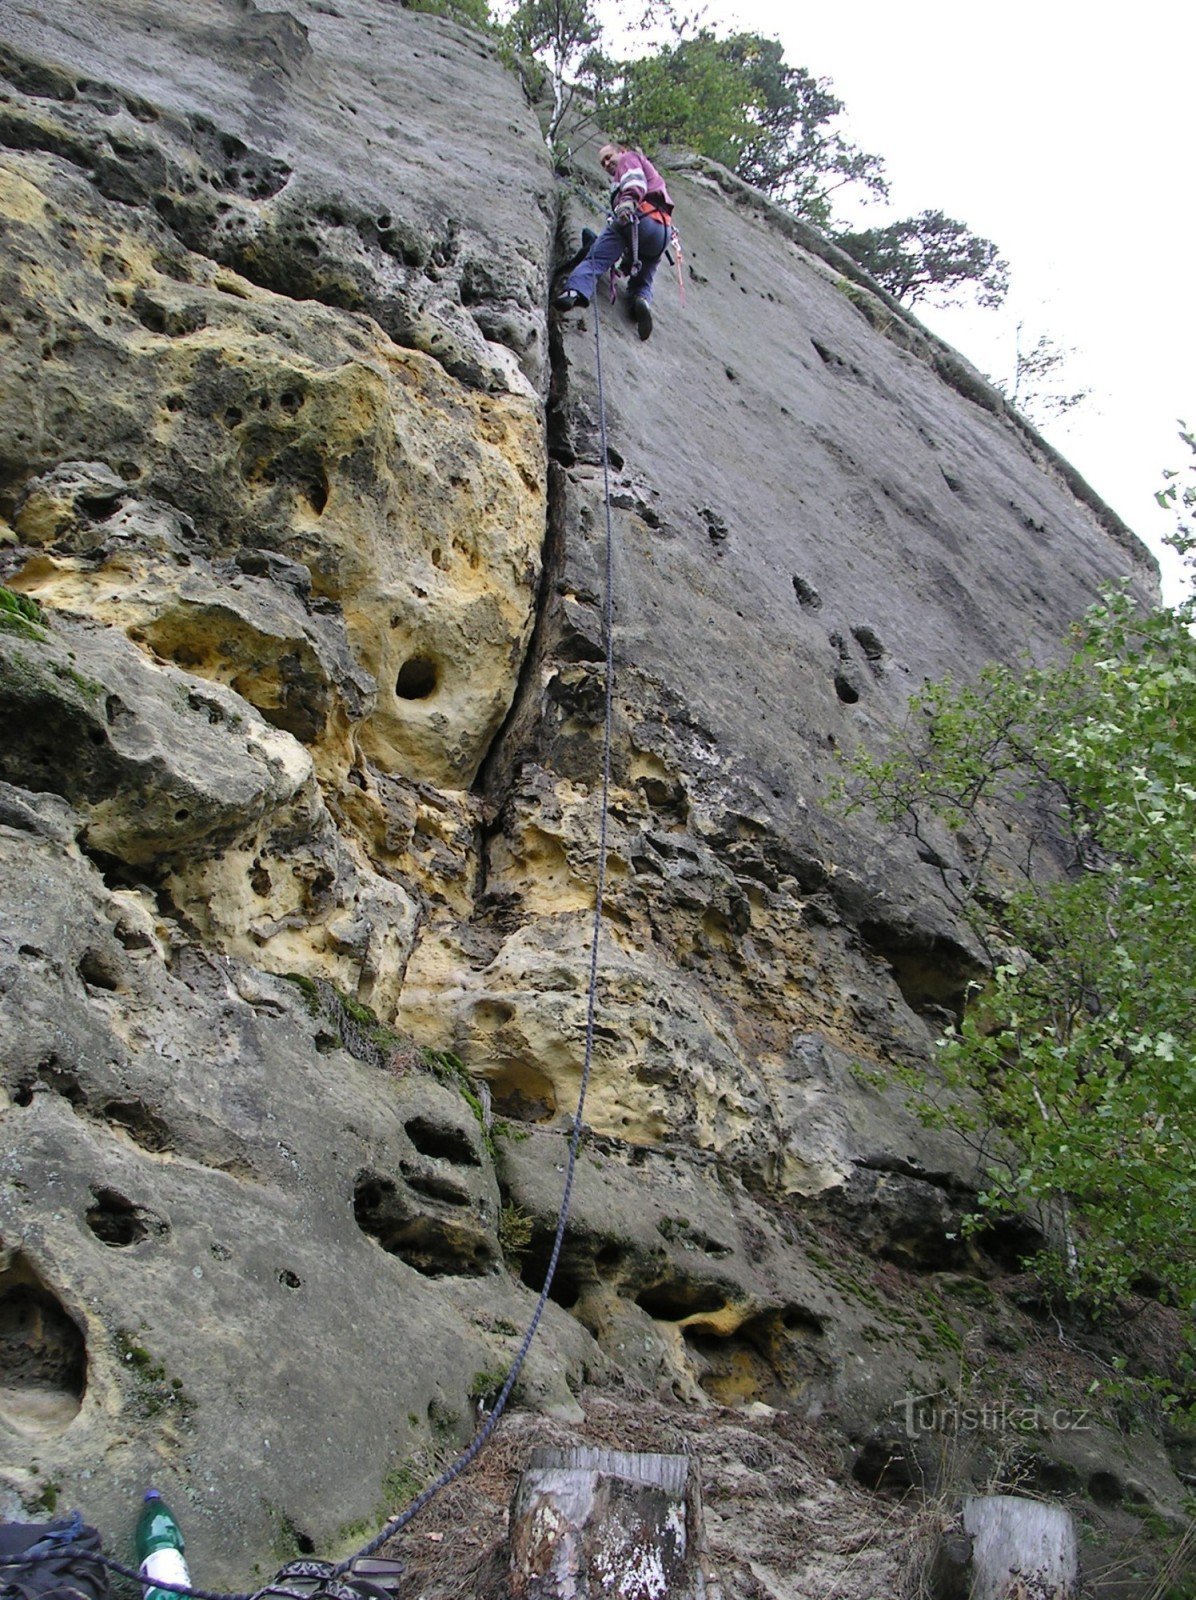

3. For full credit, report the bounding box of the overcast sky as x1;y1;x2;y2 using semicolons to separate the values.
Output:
696;0;1195;602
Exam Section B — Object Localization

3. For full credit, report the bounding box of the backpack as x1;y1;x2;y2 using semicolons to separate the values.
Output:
0;1516;108;1600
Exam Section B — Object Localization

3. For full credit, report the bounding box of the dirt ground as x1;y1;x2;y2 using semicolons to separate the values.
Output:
372;1390;933;1600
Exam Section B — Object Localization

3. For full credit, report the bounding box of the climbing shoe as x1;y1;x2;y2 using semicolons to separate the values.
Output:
632;298;653;341
555;289;589;311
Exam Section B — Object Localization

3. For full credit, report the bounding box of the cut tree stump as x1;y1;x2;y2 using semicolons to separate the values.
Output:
961;1495;1078;1600
509;1447;712;1600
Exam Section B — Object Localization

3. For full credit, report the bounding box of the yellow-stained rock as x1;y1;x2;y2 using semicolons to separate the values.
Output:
1;153;545;789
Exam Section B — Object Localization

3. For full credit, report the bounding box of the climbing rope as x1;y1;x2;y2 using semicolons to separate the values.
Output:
0;305;620;1600
334;293;619;1569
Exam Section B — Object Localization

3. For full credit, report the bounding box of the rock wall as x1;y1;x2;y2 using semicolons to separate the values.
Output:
0;0;1184;1590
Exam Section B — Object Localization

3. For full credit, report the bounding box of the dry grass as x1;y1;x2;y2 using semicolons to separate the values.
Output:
374;1388;925;1600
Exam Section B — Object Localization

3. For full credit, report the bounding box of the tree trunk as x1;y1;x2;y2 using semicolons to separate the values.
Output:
961;1495;1078;1600
509;1447;707;1600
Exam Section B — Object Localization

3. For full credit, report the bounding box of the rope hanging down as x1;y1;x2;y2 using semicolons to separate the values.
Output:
333;290;619;1572
0;308;621;1600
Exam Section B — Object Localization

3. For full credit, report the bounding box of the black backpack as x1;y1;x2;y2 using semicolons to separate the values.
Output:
0;1517;107;1600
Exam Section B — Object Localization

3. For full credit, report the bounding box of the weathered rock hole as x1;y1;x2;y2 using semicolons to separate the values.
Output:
77;948;121;991
1088;1470;1125;1507
518;1238;582;1309
404;1116;480;1167
299;458;329;515
395;657;439;700
402;1168;470;1207
595;1243;624;1277
486;1062;556;1123
851;1436;916;1491
973;1214;1045;1272
353;1174;491;1277
850;624;885;663
102;1099;173;1153
15;1057;86;1110
834;674;860;704
278;1270;301;1290
637;1279;728;1320
792;575;822;610
0;1253;86;1434
685;1306;828;1408
85;1188;163;1248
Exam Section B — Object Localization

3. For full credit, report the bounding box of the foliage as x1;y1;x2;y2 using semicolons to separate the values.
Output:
498;1201;535;1262
404;0;492;25
0;584;44;640
997;323;1091;426
836;209;1010;309
593;30;887;225
846;476;1196;1313
1157;422;1196;572
503;0;602;147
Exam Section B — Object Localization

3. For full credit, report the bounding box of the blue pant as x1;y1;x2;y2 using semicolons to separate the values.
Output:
566;215;670;306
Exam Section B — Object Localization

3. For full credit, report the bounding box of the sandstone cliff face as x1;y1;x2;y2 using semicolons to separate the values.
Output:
0;1;1182;1589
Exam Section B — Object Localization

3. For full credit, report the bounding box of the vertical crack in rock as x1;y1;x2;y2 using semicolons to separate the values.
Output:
472;206;574;839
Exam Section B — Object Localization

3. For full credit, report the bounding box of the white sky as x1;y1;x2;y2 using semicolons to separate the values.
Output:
688;0;1194;602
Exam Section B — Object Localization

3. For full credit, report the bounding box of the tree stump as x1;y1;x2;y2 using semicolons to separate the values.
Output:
509;1447;710;1600
961;1495;1078;1600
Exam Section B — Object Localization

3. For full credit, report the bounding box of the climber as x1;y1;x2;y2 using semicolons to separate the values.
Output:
555;143;674;341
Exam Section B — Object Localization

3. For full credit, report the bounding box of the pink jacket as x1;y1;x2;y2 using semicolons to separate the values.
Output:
609;150;673;216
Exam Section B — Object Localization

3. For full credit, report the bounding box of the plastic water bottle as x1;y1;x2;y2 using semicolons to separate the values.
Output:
135;1490;190;1600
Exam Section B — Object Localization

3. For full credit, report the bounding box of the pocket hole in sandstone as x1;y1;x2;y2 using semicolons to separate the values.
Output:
833;674;860;704
636;1279;727;1320
405;1116;481;1167
77;949;121;991
485;1063;556;1123
395;657;439;700
0;1253;87;1435
103;1098;173;1153
595;1243;624;1277
792;575;822;611
402;1168;470;1207
851;1437;915;1490
518;1242;581;1309
85;1189;165;1248
278;1270;301;1289
353;1173;493;1277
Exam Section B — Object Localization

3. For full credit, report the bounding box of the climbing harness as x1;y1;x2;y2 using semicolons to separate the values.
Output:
0;275;621;1600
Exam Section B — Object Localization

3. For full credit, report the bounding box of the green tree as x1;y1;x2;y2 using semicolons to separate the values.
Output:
504;0;603;147
405;0;492;26
848;445;1196;1312
595;30;887;226
836;209;1010;309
